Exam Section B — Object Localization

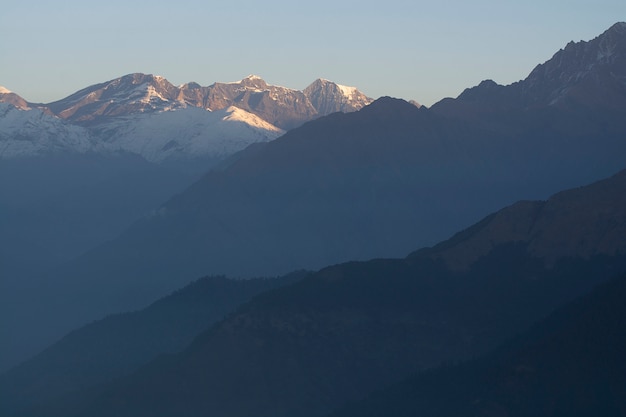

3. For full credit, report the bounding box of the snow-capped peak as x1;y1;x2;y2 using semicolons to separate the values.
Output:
0;86;13;94
227;74;264;84
303;78;373;116
220;106;284;132
336;83;358;98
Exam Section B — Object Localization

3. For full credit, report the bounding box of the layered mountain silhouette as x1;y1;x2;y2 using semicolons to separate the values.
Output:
3;22;626;375
4;23;626;371
4;168;626;417
0;272;307;416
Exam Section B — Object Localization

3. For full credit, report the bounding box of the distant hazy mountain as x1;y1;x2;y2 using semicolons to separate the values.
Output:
14;168;626;417
0;272;307;416
329;271;626;417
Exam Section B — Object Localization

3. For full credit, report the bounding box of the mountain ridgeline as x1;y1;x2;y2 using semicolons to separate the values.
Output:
2;74;373;130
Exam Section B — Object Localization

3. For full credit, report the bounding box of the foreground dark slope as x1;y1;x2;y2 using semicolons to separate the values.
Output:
27;169;626;417
0;272;306;416
16;22;626;374
330;271;626;417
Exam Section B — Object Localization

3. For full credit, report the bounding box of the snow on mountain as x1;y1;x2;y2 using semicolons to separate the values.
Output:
226;74;265;85
1;74;372;163
303;78;374;116
45;73;185;125
38;73;372;130
0;88;31;110
0;103;98;158
90;106;284;163
203;75;319;129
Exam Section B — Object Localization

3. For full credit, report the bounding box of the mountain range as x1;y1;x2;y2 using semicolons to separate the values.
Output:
2;166;625;417
1;22;626;377
0;74;372;165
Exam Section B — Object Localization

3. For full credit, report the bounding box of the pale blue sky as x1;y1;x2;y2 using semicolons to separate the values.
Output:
1;1;624;106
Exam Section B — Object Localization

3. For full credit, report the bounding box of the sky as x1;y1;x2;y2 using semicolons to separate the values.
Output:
1;1;624;107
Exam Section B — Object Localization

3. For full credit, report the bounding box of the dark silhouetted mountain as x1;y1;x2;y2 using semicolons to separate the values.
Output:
15;169;626;417
432;22;626;135
329;270;626;417
0;272;307;416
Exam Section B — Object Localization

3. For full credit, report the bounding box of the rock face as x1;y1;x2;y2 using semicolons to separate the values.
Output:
202;75;319;130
